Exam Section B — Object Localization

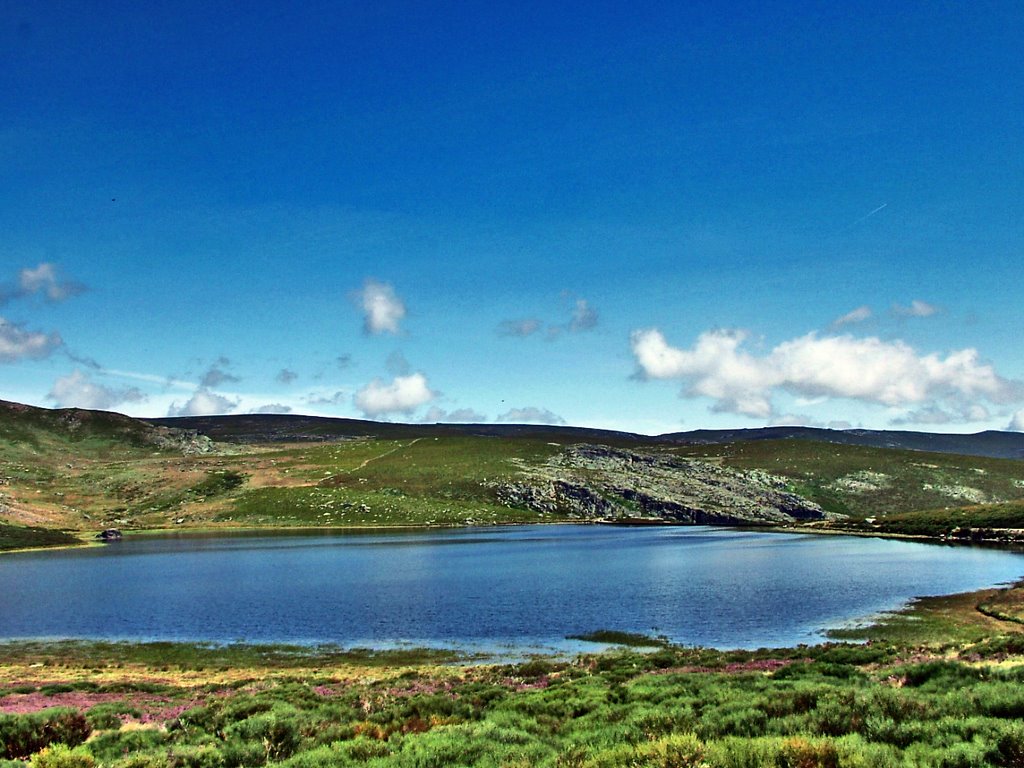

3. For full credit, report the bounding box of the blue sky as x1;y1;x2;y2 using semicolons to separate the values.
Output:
2;1;1023;434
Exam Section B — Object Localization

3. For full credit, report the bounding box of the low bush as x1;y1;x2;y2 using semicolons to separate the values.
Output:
30;744;95;768
0;708;91;760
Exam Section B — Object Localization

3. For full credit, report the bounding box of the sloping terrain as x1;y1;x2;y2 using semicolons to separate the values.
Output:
494;444;829;525
3;400;1024;547
663;425;1024;459
152;413;1024;459
667;439;1024;522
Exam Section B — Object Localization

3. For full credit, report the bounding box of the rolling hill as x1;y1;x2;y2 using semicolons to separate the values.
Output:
2;399;1024;549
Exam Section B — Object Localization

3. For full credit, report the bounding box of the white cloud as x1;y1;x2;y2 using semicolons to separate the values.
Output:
497;318;542;337
420;406;486;423
18;263;85;302
48;370;145;410
496;406;566;424
631;327;1022;419
1009;410;1024;432
832;305;872;328
569;298;598;332
306;390;347;406
0;316;62;362
168;388;240;417
359;279;405;335
353;372;435;418
251;403;292;414
631;328;775;417
893;299;939;318
891;404;991;426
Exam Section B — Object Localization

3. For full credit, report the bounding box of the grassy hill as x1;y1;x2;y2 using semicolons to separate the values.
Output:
668;439;1024;520
4;400;1024;548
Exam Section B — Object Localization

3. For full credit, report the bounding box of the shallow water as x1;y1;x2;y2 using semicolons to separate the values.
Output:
1;525;1021;651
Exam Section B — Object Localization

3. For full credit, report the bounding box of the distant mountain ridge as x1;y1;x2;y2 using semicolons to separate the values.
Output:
146;412;1024;459
662;426;1024;460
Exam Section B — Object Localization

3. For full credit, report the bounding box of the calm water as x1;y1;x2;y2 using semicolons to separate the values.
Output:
1;525;1022;651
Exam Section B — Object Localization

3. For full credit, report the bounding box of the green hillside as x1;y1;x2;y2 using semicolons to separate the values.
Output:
4;400;1024;546
670;439;1024;520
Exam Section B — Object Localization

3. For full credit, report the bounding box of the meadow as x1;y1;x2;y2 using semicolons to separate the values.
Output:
4;582;1024;767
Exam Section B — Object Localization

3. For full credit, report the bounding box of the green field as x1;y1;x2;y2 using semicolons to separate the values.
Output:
670;439;1024;520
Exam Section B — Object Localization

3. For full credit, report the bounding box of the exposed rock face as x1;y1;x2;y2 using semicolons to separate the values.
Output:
494;445;833;525
148;427;216;456
95;528;123;541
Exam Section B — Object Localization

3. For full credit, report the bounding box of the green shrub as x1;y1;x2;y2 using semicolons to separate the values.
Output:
704;736;781;768
30;744;95;768
86;728;168;763
85;703;142;730
0;708;91;760
989;722;1024;767
224;709;301;762
900;662;983;689
777;737;839;768
220;739;266;768
166;744;224;768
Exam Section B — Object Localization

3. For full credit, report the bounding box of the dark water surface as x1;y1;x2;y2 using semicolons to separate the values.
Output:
1;525;1022;651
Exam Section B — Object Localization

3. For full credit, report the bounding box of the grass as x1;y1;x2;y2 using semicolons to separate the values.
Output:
6;399;1024;540
670;439;1024;519
840;499;1024;539
221;437;565;527
0;522;81;552
566;630;672;648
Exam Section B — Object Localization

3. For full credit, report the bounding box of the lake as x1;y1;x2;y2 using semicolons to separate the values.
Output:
1;525;1021;652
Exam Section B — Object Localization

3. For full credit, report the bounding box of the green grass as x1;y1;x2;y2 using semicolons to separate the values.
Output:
222;437;564;527
567;630;672;648
844;500;1024;539
670;439;1024;518
0;522;80;552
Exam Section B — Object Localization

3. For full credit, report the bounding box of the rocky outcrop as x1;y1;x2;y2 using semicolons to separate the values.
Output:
493;445;833;525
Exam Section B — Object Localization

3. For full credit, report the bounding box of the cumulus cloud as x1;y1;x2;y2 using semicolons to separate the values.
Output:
496;406;566;424
893;299;939;318
569;299;598;332
497;297;599;339
420;406;486;423
0;317;63;362
48;370;145;410
497;318;542;337
306;390;347;406
1008;410;1024;432
353;372;435;418
631;327;1022;419
276;368;298;385
832;305;872;328
167;388;240;417
200;358;240;388
358;279;405;335
20;263;85;302
891;404;991;426
1;263;85;305
251;403;292;414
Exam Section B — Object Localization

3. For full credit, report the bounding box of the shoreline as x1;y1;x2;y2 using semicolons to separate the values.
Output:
8;516;1024;557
